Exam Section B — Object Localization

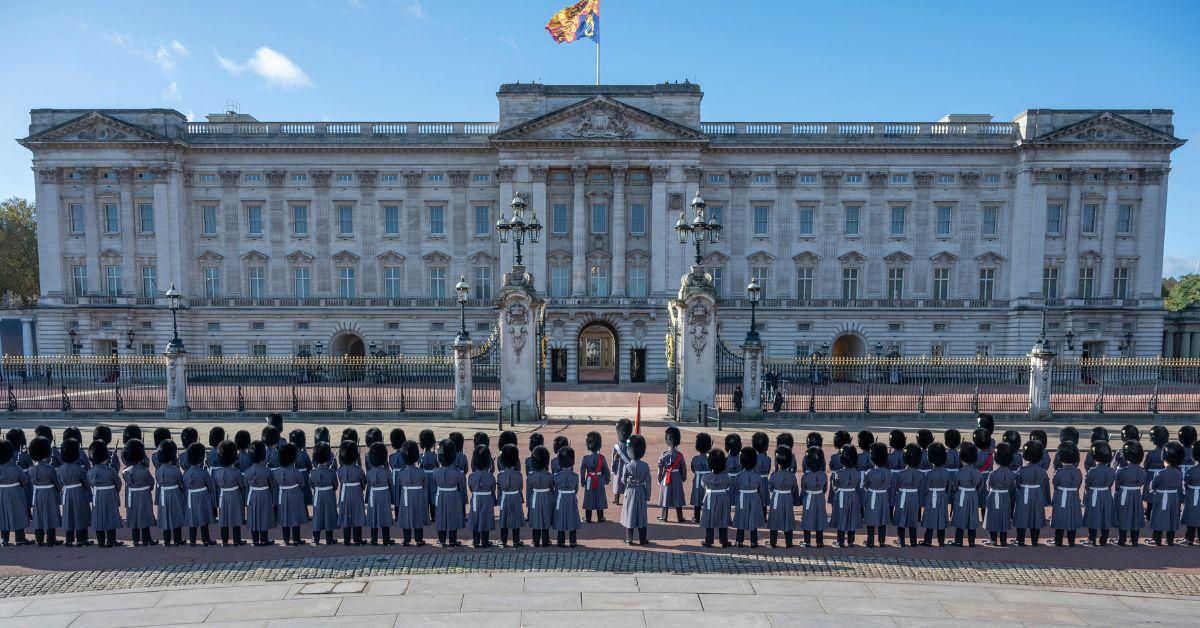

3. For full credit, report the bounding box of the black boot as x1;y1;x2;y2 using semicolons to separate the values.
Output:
326;530;335;545
847;531;856;547
280;526;291;546
785;531;794;548
482;531;492;548
403;528;413;546
967;529;977;547
344;528;353;546
597;509;606;523
293;526;306;545
750;529;759;548
414;528;425;546
676;507;685;522
220;527;230;546
1067;530;1076;547
1016;528;1026;546
878;526;887;547
719;527;730;548
47;529;60;547
382;528;393;546
107;530;123;547
1167;530;1176;546
638;527;648;546
568;531;576;548
64;529;76;547
173;528;183;546
769;530;778;548
34;530;44;547
866;526;876;548
371;528;380;546
624;528;634;545
201;525;216;546
919;529;932;547
96;530;108;548
1118;529;1128;546
803;530;811;548
736;528;745;547
353;526;364;546
693;506;701;523
935;529;944;547
437;530;447;547
230;526;241;546
657;507;668;522
1152;530;1163;546
510;529;522;547
907;527;916;547
703;528;714;548
313;530;321;545
1030;529;1040;547
584;509;592;523
557;531;566;547
817;530;825;547
78;528;93;546
1054;529;1065;547
541;529;551;547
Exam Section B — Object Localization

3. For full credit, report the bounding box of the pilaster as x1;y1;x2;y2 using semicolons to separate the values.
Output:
611;165;627;296
1062;168;1085;297
34;167;63;296
499;266;542;420
310;171;332;294
650;166;669;295
571;166;587;295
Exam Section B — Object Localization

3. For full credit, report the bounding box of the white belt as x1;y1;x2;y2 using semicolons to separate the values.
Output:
956;486;976;508
369;485;390;508
772;489;790;511
869;488;888;510
531;487;550;509
1119;485;1140;506
313;484;333;511
92;485;115;503
340;481;359;504
401;485;421;507
246;485;268;506
991;488;1008;509
898;488;918;509
220;486;240;492
1157;490;1177;511
556;489;575;508
1057;487;1078;508
188;486;208;511
0;482;20;489
927;487;945;509
60;482;81;508
278;483;299;503
1021;483;1041;504
434;486;457;508
805;489;823;510
471;492;490;513
836;487;856;509
128;485;150;492
1190;485;1200;507
1088;487;1107;507
499;489;520;511
738;488;759;511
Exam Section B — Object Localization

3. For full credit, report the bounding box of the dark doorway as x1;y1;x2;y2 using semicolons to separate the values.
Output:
629;348;646;383
551;348;568;382
577;322;619;383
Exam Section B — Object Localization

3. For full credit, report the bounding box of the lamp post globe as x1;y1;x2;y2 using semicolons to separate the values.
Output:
746;276;762;344
455;274;471;341
164;283;184;352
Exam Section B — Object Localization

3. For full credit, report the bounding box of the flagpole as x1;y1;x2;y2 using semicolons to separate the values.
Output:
595;41;600;85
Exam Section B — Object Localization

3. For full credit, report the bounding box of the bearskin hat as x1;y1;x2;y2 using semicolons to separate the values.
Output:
803;446;825;473
833;430;851;449
739;446;759;472
449;432;465;454
927;442;947;467
92;425;113;444
312;442;332;466
180;426;198;448
4;429;26;449
707;449;727;474
972;428;990;450
1091;426;1110;443
35;425;54;443
208;426;226;448
1164;441;1185;467
916;429;934;449
122;424;141;445
959;442;979;466
499;443;519;470
341;428;360;444
314;426;331;445
840;444;859;469
29;436;51;462
870;442;889;468
260;426;279;448
558;446;576;469
751;432;769;454
0;441;13;466
857;430;876;451
153;427;171;447
1057;441;1080;466
528;433;545;451
123;438;147;467
552;435;568;453
234;429;251;450
437;440;456;467
186;442;205;466
806;432;823;448
976;413;995;436
664;426;682;448
628;434;647;460
158;439;178;465
942;429;961;450
776;432;794;449
389;428;406;450
249;440;266;464
1029;430;1048;446
994;442;1014;468
472;444;493;472
266;413;284;433
400;440;419;466
472;431;489;450
365;427;383;447
586;431;603;453
216;440;238;467
1120;424;1140;442
888;429;906;451
1059;426;1079;446
531;445;551;471
60;438;80;464
1022;440;1045;464
1122;440;1144;465
902;443;923;468
695;432;712;454
724;433;742;454
1091;440;1113;466
417;429;436;451
615;418;634;441
1002;430;1022;450
289;428;306;449
276;442;296;468
498;430;518;450
775;445;794;471
63;426;82;443
1150;425;1170;447
369;442;388;469
1178;425;1197;447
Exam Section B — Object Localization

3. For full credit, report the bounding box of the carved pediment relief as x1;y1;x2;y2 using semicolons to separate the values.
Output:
1030;112;1183;147
468;251;495;263
423;251;451;263
838;251;867;264
286;250;315;264
377;251;406;263
240;250;268;263
793;251;821;264
547;249;572;265
23;112;170;145
930;251;959;265
626;248;651;264
746;251;776;264
332;250;360;264
196;250;224;264
884;251;913;264
98;249;122;264
491;96;708;145
975;251;1005;265
702;251;729;265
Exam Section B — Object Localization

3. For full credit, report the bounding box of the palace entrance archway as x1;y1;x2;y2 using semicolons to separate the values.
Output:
577;322;618;383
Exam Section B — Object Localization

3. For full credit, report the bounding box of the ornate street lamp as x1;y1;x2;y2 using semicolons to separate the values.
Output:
164;283;184;352
67;328;83;354
455;274;471;341
495;193;542;267
874;342;885;358
745;276;761;344
125;329;136;350
1118;330;1135;355
1064;328;1076;352
314;341;324;357
674;191;722;266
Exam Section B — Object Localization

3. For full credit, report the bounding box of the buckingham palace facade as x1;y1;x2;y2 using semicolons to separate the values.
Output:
19;83;1184;383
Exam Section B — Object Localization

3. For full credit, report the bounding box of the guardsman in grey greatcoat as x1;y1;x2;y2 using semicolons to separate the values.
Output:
619;434;651;546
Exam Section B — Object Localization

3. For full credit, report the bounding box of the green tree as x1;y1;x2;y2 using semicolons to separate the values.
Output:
1164;274;1200;312
1162;277;1178;298
0;196;38;305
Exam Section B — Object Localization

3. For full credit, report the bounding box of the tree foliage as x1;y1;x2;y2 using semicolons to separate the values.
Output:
1164;274;1200;312
0;196;38;305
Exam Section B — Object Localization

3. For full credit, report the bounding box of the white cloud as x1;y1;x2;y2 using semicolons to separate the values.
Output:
398;0;426;19
185;111;196;122
346;0;364;9
1163;255;1200;278
163;81;182;101
106;31;188;76
215;47;313;89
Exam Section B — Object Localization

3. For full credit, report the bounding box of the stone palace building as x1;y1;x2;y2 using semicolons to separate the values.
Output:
18;83;1184;383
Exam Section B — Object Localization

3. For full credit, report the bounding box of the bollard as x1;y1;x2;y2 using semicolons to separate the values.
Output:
716;407;723;432
697;401;703;426
702;403;709;428
498;406;504;431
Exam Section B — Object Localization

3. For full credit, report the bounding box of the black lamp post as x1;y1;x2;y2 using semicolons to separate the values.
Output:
495;193;542;267
874;342;884;358
455;274;471;341
1118;330;1134;355
1064;328;1076;352
674;191;722;266
165;283;184;352
745;276;761;344
67;328;83;354
314;341;324;357
125;329;136;350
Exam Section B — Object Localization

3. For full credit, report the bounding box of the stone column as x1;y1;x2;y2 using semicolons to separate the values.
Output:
1011;168;1051;298
1028;337;1055;420
164;342;189;420
1138;168;1168;297
20;318;34;357
359;170;380;295
1098;169;1121;297
265;171;287;294
117;168;136;295
311;171;332;294
453;335;474;420
912;172;934;294
404;170;424;296
81;168;100;293
611;166;627;296
865;172;888;296
34;167;63;296
1183;332;1194;361
529;166;549;293
775;171;796;296
675;266;718;419
958;172;982;295
152;170;175;294
650;166;669;295
741;340;763;419
1062;168;1085;297
218;170;242;295
571;166;587;295
728;171;749;293
499;266;542;420
449;170;470;287
819;172;842;298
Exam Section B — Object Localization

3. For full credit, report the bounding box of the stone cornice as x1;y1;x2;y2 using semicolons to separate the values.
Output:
404;170;424;187
449;170;470;188
959;172;981;188
530;166;548;183
218;170;241;187
356;170;378;187
913;171;935;188
265;170;287;188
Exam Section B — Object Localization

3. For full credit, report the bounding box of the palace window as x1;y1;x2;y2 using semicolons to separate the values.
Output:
845;174;862;183
552;203;568;235
1113;266;1130;299
751;267;769;298
429;205;444;235
428;267;446;298
932;268;950;300
291;174;308;182
984;174;1001;184
550;265;570;297
199;174;217;183
202;205;218;236
799;174;816;184
628;265;647;297
138;203;155;233
292;205;309;235
381;174;397;183
103;202;119;233
247;266;265;299
69;203;85;233
1077;267;1095;298
844;206;860;236
1043;267;1059;299
798;207;814;235
244;174;262;183
936;206;953;237
591;204;608;233
141;265;157;297
338;205;354;235
339;267;357;298
887;268;904;299
474;205;491;236
630;203;646;235
474;266;493;300
204;267;221;298
72;266;88;296
707;174;726;184
337;174;353;182
937;174;955;184
842;267;859;300
383;205;400;235
247;205;263;236
1046;204;1063;235
978;268;996;301
890;206;906;236
589;264;609;296
472;173;489;182
383;266;402;298
1082;203;1098;234
796;267;814;300
754;174;771;184
981;206;998;236
1117;204;1133;234
104;266;122;296
293;267;311;298
753;206;769;236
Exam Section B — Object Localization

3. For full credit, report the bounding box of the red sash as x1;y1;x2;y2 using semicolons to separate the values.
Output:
586;455;606;490
663;451;683;484
979;448;994;472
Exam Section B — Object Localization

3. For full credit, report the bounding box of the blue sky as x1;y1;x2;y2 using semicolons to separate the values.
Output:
3;0;1197;276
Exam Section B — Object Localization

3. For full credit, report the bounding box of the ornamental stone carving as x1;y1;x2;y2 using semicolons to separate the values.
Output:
1142;168;1167;184
668;192;684;212
75;125;128;142
867;172;889;187
729;171;750;188
686;301;712;355
684;167;703;184
821;171;842;188
218;171;241;187
449;170;469;187
566;109;634;139
1068;168;1087;184
310;171;332;188
77;168;97;184
913;171;935;188
37;167;60;184
356;170;378;187
570;166;587;182
959;172;980;188
115;168;135;185
265;170;286;188
404;170;425;187
530;166;547;183
775;170;796;186
1031;168;1052;184
651;166;670;183
504;301;530;364
1103;168;1123;184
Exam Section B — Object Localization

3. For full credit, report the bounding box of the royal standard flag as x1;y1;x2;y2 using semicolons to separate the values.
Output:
545;0;599;44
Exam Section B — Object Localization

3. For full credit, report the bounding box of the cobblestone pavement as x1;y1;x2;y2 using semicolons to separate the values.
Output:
0;571;1198;627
